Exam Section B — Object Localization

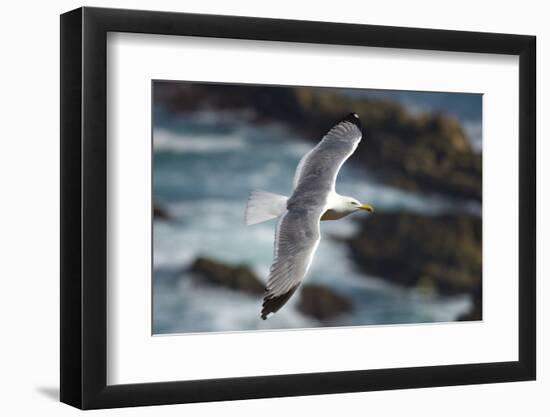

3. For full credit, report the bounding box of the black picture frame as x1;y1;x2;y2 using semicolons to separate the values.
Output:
60;6;536;410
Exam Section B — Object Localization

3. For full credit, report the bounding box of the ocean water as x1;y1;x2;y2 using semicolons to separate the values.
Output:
153;109;479;334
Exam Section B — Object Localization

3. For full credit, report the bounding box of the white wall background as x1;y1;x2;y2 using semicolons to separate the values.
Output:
0;0;545;415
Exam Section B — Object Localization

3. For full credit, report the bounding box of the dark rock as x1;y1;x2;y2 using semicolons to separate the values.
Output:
190;257;264;294
293;89;481;201
153;205;171;221
155;82;481;201
347;213;481;298
458;287;482;321
297;284;352;321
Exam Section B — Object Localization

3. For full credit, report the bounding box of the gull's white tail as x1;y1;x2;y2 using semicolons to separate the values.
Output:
245;190;288;225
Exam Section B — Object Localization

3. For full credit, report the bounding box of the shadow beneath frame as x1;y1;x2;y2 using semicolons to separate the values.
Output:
36;386;59;401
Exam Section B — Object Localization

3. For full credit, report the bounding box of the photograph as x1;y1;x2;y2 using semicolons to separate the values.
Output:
152;81;483;335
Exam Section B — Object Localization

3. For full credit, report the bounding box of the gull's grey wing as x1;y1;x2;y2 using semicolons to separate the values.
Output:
261;207;322;319
293;113;362;194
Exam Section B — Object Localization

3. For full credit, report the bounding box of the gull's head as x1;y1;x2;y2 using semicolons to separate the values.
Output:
346;197;374;214
326;194;374;220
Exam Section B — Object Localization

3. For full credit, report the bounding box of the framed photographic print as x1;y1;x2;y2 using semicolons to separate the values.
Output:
60;6;536;409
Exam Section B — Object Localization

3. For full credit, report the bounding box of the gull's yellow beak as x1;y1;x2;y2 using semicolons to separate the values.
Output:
359;204;374;213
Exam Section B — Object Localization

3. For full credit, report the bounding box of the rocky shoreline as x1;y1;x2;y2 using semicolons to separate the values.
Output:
346;212;482;320
155;82;481;201
154;83;483;322
189;256;353;321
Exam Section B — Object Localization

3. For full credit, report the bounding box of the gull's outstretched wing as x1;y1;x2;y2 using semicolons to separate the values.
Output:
261;207;322;319
293;113;362;192
261;113;363;319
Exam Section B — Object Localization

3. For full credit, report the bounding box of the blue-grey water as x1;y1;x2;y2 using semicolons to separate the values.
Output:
153;106;480;334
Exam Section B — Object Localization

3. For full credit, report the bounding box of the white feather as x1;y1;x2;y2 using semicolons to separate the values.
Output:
245;190;288;225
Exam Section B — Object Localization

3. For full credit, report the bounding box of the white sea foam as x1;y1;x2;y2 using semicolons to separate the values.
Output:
463;120;482;153
153;128;246;153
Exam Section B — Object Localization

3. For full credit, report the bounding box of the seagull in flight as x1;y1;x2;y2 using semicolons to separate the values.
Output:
245;113;374;320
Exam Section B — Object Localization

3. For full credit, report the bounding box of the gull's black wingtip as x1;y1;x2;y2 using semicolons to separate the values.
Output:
261;286;299;320
342;112;361;129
